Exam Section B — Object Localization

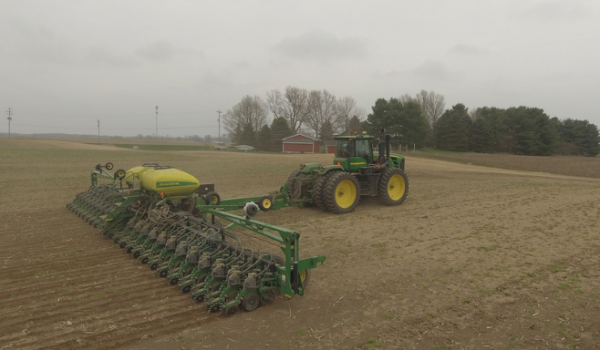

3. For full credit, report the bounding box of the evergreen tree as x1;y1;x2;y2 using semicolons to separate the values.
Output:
257;124;273;151
366;98;429;149
231;122;243;144
348;115;363;134
507;107;558;156
434;104;472;151
239;122;256;147
399;101;430;149
321;120;334;145
469;116;496;153
560;119;600;156
473;107;507;152
270;117;292;152
581;122;600;156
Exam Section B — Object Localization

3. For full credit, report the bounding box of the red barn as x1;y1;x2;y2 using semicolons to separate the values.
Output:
282;134;320;153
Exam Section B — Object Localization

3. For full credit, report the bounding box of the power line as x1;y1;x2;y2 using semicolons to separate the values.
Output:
216;110;222;141
6;108;13;139
8;122;219;131
14;110;217;117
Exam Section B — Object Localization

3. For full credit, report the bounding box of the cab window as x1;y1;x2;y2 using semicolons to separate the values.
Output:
355;139;372;163
336;139;354;157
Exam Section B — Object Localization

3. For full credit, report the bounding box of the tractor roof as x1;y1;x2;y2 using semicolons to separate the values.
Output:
334;133;375;140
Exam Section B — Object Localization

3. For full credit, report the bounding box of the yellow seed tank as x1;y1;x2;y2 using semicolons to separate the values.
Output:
126;166;200;196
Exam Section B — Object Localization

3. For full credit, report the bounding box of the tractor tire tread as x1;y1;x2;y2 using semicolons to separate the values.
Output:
323;172;360;214
313;171;336;210
378;168;409;206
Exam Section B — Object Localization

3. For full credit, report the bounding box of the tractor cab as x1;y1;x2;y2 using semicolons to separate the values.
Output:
333;134;375;172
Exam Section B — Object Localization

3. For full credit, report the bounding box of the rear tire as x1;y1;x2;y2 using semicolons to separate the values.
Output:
313;172;336;210
324;172;360;214
378;168;409;206
286;171;301;201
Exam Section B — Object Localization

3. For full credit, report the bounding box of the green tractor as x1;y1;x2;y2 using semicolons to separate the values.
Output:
287;131;409;214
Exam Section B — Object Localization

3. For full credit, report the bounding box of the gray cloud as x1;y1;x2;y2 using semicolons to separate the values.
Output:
518;0;589;22
412;60;450;79
2;18;74;65
272;30;368;62
86;47;139;67
196;70;235;90
449;44;490;56
135;40;177;62
385;60;451;81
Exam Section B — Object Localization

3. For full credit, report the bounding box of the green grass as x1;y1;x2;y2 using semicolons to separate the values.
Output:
364;338;383;349
417;147;466;155
109;143;213;151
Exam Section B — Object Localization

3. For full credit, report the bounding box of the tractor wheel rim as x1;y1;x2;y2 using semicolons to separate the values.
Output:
388;174;406;199
335;179;357;209
262;199;272;209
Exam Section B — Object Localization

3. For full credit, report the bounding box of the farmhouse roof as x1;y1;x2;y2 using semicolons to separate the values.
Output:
282;133;319;142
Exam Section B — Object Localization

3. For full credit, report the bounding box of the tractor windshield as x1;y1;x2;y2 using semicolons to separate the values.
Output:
355;139;373;164
335;138;373;162
336;139;355;157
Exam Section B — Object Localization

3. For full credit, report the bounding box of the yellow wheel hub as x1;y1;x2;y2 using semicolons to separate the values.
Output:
262;198;272;209
335;179;357;209
387;174;406;200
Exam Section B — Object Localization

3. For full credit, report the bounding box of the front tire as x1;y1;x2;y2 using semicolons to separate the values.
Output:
378;168;409;206
324;172;360;214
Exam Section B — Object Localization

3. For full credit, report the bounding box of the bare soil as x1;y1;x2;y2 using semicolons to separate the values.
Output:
1;139;599;350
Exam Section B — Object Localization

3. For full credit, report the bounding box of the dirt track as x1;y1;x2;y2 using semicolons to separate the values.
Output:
1;139;599;350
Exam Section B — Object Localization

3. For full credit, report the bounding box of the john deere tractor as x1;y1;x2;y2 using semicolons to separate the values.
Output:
286;131;409;214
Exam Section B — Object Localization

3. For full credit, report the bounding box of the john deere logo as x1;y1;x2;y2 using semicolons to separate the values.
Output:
156;181;196;188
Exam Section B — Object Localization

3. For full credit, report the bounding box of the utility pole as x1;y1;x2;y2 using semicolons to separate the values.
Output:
216;110;222;142
6;108;13;139
97;120;100;143
155;106;158;138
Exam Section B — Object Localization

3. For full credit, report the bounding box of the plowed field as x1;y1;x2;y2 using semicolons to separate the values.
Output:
1;139;599;350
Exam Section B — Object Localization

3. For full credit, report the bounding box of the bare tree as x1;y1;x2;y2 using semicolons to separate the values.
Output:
415;90;445;128
266;89;286;120
469;108;480;120
266;86;309;134
399;93;415;104
223;95;269;140
305;89;336;141
333;96;366;134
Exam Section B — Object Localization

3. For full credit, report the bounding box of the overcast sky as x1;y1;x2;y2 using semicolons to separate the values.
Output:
1;0;599;138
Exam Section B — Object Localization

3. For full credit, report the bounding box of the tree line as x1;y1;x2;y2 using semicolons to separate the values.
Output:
366;95;599;157
223;87;365;151
224;88;600;156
